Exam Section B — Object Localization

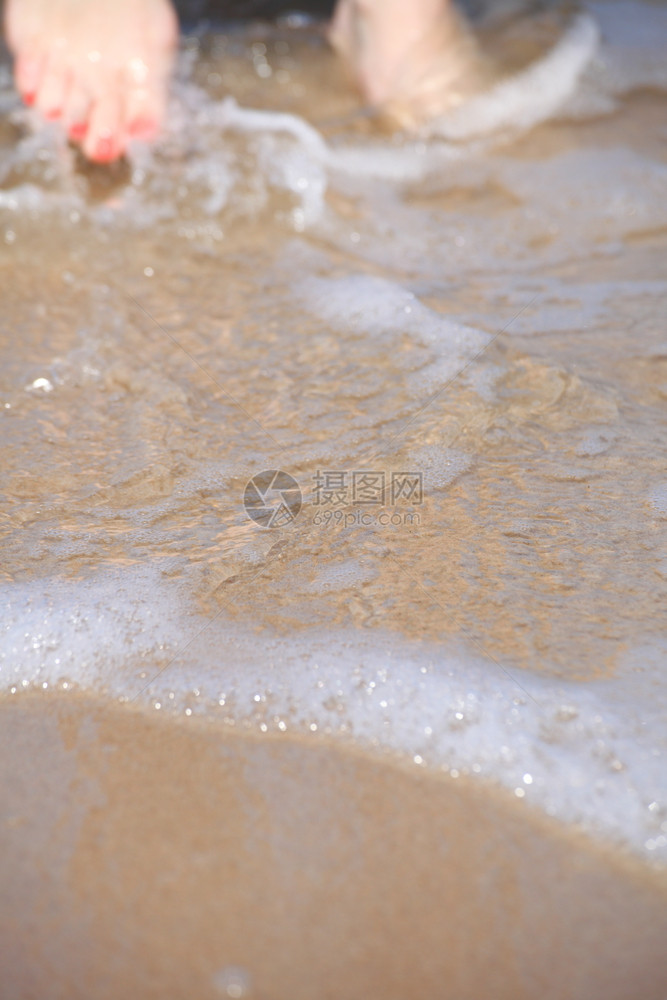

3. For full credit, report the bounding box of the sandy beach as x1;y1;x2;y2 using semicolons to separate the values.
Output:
1;1;667;995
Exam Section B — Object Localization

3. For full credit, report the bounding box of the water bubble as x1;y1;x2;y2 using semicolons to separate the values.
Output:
213;966;252;999
27;377;53;393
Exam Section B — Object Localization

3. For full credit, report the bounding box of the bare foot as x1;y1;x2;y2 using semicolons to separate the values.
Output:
4;0;178;162
329;0;489;128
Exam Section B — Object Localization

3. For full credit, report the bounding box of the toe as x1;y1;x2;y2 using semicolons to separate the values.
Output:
36;62;70;120
125;85;163;141
15;50;45;105
63;81;92;142
83;89;124;163
123;50;172;141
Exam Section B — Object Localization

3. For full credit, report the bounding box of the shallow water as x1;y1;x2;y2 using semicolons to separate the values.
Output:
1;1;666;860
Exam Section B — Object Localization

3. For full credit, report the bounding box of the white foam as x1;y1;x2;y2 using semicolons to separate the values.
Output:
299;273;489;351
408;446;474;490
1;566;665;862
310;559;375;594
429;11;599;140
296;273;496;404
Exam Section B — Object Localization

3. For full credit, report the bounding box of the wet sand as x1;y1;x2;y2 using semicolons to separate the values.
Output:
1;3;667;996
2;689;667;1000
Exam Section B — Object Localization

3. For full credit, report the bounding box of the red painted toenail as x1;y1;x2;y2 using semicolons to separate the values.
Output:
128;116;157;139
93;136;118;163
23;92;36;106
45;107;62;120
68;122;88;140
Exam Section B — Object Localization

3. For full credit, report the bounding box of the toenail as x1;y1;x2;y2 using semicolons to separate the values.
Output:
128;117;157;139
45;107;62;121
23;92;36;106
68;122;88;140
